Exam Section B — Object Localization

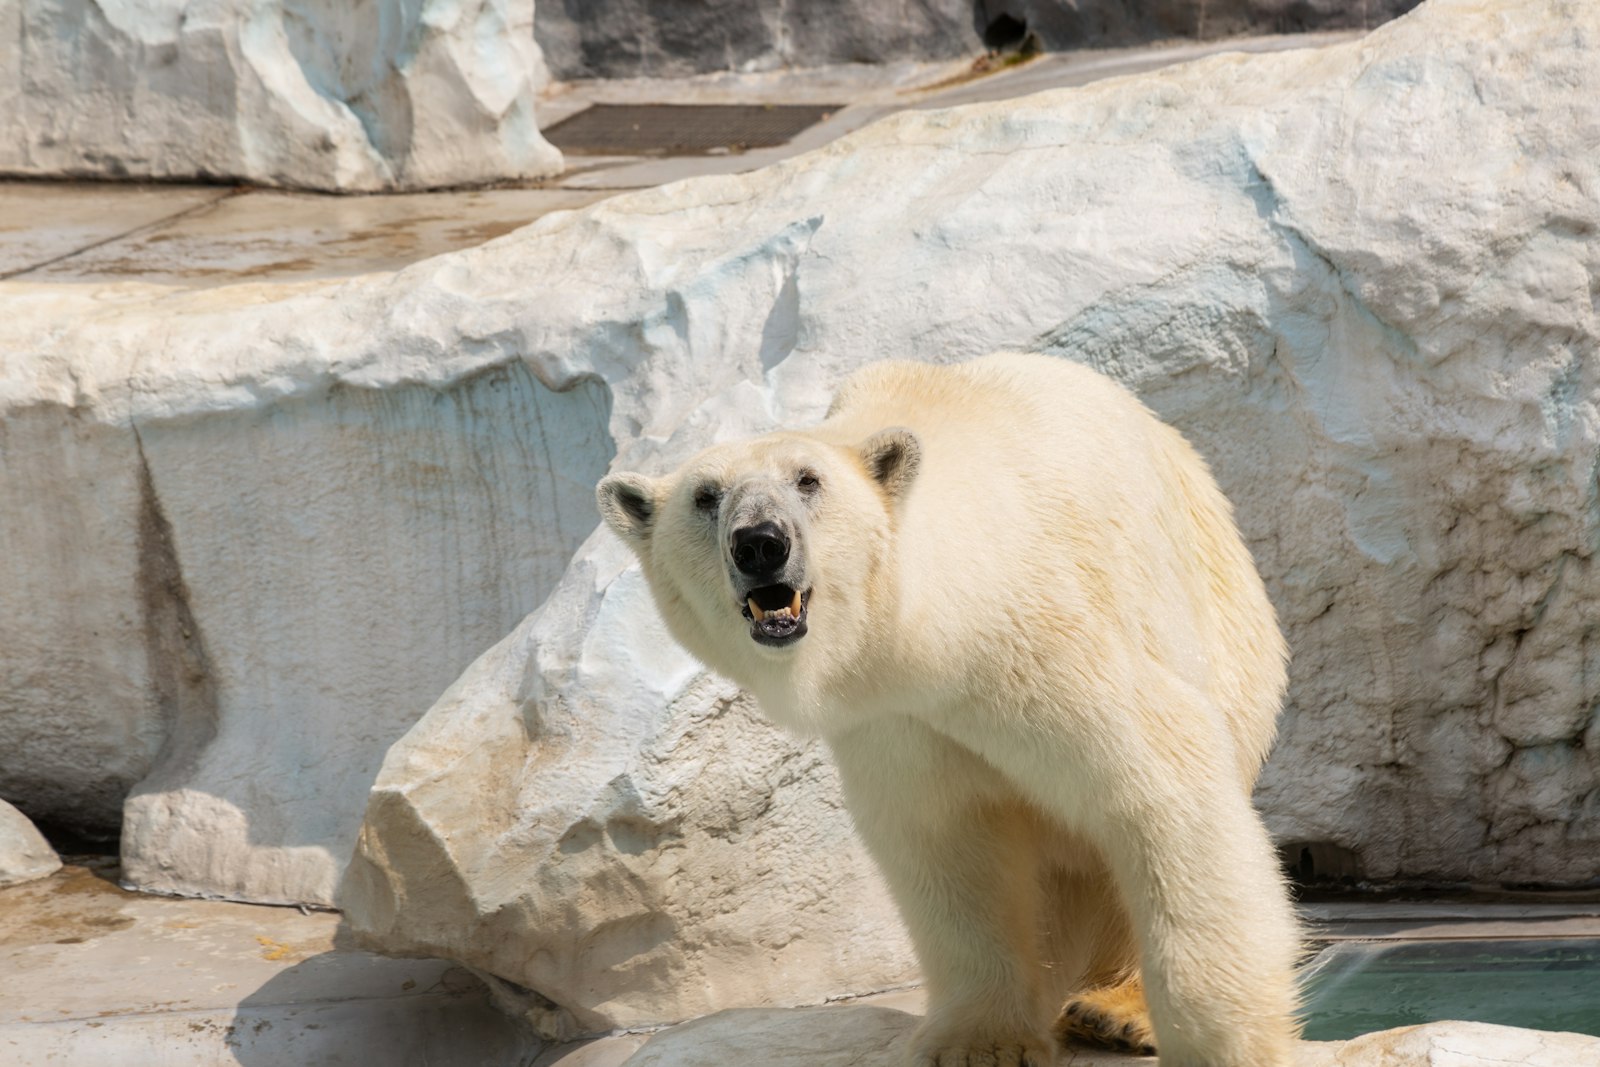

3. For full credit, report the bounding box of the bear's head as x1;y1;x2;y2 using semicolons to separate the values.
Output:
596;427;920;711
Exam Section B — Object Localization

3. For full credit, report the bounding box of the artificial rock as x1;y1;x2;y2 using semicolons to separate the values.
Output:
0;0;1595;1032
0;0;562;191
1297;1022;1600;1067
0;799;61;888
340;540;916;1033
1;278;615;904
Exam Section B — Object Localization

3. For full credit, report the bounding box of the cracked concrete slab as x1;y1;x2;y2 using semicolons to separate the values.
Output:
0;183;229;279
13;186;610;288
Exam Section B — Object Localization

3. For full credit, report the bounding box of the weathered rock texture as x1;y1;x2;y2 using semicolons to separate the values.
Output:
2;0;1596;1009
534;0;978;80
617;1005;921;1067
0;411;155;838
0;799;61;888
0;0;561;191
1298;1022;1600;1067
1;280;614;903
535;0;1422;80
340;541;915;1033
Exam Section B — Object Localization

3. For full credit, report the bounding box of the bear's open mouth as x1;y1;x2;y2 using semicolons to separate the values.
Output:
739;584;810;646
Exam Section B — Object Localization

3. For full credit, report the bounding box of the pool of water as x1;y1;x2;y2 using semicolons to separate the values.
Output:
1300;938;1600;1040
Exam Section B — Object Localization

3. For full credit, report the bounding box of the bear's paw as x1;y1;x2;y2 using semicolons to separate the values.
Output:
1053;980;1157;1057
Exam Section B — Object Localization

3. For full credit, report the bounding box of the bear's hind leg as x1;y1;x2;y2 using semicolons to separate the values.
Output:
1093;771;1299;1067
1055;978;1156;1057
829;719;1055;1067
1040;865;1154;1056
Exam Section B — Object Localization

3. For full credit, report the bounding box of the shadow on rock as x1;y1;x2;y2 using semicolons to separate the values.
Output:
224;920;534;1067
616;1004;917;1067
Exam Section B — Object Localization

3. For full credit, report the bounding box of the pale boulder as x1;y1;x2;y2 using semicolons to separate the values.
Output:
0;0;561;191
1298;1022;1600;1067
340;538;916;1034
0;798;61;888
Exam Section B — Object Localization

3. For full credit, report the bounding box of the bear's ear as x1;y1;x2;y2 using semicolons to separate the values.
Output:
596;472;659;548
859;428;921;501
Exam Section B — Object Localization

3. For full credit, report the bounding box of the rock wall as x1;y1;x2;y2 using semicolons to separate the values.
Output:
1;279;615;904
988;0;1423;50
534;0;978;80
0;0;561;191
0;410;155;838
121;363;616;903
535;0;1422;80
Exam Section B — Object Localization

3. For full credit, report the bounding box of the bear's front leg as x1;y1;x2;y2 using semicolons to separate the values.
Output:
924;687;1300;1067
1094;776;1300;1067
829;719;1056;1067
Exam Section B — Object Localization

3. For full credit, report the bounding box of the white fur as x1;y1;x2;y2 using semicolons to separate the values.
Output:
597;352;1299;1067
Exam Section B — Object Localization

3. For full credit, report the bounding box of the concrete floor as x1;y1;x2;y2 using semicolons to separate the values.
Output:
0;859;530;1066
0;184;612;287
6;861;1595;1067
1;31;1356;291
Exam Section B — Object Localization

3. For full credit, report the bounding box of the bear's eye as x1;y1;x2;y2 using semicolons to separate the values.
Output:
693;486;721;513
797;470;820;493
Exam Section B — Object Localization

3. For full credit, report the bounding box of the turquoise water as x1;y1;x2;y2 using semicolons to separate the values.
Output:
1300;939;1600;1041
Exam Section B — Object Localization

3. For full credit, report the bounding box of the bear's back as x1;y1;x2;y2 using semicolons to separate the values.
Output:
821;353;1285;778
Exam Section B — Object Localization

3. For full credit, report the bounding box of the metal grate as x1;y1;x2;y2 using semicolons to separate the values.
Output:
542;103;839;157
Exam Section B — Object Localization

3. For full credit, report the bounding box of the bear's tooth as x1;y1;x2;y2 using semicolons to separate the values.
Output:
747;597;760;618
789;589;803;616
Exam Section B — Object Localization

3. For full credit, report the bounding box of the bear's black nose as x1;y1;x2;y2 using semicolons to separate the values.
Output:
732;523;789;577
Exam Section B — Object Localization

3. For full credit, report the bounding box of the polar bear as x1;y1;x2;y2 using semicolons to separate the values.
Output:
596;352;1299;1067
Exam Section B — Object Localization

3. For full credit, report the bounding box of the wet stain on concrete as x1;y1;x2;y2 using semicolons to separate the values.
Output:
0;861;138;948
